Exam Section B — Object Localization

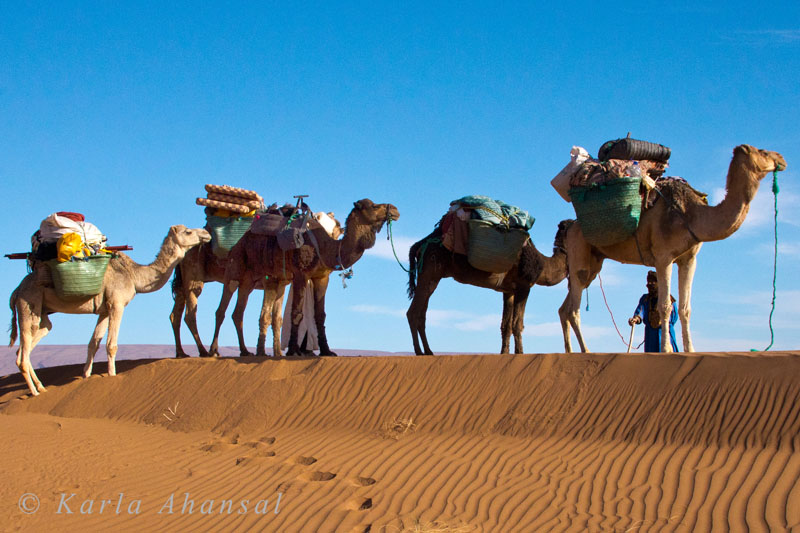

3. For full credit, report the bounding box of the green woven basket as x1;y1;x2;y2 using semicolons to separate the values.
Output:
47;255;111;300
569;177;642;247
206;216;254;257
467;220;530;273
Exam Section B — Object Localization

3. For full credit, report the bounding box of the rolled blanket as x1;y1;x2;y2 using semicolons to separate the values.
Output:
196;197;252;214
204;184;263;203
207;192;262;210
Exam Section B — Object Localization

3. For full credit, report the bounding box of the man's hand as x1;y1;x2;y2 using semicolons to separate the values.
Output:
628;316;642;326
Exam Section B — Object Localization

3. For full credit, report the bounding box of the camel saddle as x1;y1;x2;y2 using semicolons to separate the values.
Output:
250;213;286;236
250;212;321;251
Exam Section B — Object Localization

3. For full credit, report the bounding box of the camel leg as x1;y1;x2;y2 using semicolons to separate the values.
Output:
104;305;124;376
16;334;38;397
676;249;698;352
170;288;189;358
406;276;440;356
559;274;590;353
209;280;238;357
183;284;210;357
655;263;675;353
512;287;530;354
257;279;281;356
21;312;52;394
271;281;287;357
14;292;45;395
559;225;599;353
311;276;336;356
84;313;110;378
500;293;514;354
231;277;256;357
286;276;308;356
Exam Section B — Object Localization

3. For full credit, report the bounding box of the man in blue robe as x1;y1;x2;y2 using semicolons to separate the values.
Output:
628;270;679;352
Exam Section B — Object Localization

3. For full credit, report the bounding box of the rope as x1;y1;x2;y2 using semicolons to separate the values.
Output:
387;219;410;273
597;274;630;347
753;169;781;351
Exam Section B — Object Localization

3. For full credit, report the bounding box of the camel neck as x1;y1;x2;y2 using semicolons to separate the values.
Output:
132;237;185;293
536;247;568;287
690;157;763;242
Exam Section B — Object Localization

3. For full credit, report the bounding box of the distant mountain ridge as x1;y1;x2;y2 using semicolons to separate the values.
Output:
0;345;413;377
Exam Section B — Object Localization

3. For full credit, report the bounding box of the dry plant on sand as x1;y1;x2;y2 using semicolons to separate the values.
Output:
383;518;474;532
161;402;181;425
379;417;417;440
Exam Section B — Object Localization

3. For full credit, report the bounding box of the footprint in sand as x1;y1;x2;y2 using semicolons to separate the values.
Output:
302;471;336;482
345;497;373;511
351;476;376;487
292;456;317;466
254;449;276;457
200;441;233;453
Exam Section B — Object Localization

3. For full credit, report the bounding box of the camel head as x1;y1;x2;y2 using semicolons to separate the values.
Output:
168;225;212;250
733;145;787;176
348;199;401;233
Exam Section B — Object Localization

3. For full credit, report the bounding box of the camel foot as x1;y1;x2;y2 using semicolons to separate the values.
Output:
175;353;191;359
285;345;302;357
199;352;217;358
239;351;255;357
319;350;337;357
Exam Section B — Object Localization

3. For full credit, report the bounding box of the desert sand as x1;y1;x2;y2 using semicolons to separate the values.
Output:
2;349;800;532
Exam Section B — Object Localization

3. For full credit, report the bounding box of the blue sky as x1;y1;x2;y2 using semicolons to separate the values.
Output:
2;1;798;356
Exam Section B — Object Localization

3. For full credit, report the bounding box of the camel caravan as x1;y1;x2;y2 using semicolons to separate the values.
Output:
7;141;787;396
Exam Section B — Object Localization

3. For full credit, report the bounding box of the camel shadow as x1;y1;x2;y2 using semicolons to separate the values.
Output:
0;359;163;406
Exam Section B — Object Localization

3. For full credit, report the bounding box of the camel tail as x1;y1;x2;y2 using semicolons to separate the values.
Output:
407;240;422;300
8;290;18;347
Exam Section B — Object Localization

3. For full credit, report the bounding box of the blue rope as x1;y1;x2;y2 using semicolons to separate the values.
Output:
753;169;781;351
387;219;411;273
763;170;780;351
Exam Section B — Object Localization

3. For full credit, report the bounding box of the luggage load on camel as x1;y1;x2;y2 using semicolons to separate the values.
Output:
250;199;338;252
441;195;534;274
28;212;113;300
553;135;709;249
551;135;674;248
31;212;107;262
198;184;264;257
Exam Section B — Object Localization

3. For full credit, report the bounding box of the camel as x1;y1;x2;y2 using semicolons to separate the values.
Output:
208;199;400;357
559;144;786;353
9;225;211;396
406;218;574;355
169;210;342;358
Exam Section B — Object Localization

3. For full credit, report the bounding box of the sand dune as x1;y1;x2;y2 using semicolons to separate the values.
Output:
2;351;800;532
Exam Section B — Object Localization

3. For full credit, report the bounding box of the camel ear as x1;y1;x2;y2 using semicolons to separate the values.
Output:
734;145;754;156
354;199;370;210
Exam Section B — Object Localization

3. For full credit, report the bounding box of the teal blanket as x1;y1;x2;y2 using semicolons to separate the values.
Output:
451;195;535;230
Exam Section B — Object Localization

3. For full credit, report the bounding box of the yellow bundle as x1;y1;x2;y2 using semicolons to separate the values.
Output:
57;232;92;262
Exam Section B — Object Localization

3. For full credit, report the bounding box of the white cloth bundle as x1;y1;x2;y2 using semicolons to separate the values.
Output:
550;146;590;203
38;213;106;246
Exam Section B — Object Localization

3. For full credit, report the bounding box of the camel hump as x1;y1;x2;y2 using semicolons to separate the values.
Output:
654;179;709;212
